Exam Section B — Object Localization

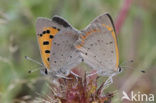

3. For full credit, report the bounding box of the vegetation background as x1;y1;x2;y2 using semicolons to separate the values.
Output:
0;0;156;103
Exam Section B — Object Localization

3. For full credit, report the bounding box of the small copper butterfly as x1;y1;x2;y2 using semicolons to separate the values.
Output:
36;16;82;77
75;13;120;76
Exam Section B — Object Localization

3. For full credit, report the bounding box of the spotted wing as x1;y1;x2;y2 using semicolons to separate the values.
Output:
75;13;119;76
49;28;82;76
36;16;72;70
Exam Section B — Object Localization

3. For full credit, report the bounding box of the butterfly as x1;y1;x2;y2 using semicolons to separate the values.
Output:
36;13;120;79
74;13;120;77
36;16;82;77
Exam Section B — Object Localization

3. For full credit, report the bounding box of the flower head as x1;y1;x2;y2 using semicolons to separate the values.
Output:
44;68;114;103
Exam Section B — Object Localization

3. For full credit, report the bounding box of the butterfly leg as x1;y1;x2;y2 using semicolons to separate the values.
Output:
98;76;113;96
100;72;118;95
87;71;98;77
70;71;81;84
103;76;113;89
56;74;72;80
71;71;80;78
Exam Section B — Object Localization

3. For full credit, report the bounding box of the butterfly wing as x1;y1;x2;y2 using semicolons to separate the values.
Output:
49;27;82;76
36;16;82;76
36;16;72;70
75;13;119;76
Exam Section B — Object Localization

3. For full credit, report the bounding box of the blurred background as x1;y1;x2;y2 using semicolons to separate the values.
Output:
0;0;156;103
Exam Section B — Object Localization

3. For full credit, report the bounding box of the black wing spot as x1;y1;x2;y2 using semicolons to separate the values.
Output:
43;41;49;45
109;41;113;44
57;28;60;31
90;44;93;46
54;61;57;63
70;56;72;58
85;53;87;55
47;30;50;33
52;16;71;28
61;54;63;56
111;51;114;53
45;50;50;53
47;58;50;61
39;34;43;37
43;31;46;34
49;35;54;39
82;59;84;62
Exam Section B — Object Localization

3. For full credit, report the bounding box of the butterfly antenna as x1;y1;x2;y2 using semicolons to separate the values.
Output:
25;56;44;74
120;59;134;66
25;56;43;66
119;66;131;69
27;68;40;74
119;59;134;71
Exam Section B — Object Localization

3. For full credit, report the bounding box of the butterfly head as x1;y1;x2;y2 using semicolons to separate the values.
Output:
40;67;58;79
116;66;122;75
40;67;48;75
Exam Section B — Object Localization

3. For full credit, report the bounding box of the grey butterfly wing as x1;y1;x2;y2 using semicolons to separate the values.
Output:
76;13;119;76
36;17;68;71
36;16;78;75
50;28;82;76
36;16;72;34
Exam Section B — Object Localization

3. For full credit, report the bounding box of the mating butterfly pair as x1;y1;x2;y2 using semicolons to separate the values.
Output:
36;13;120;78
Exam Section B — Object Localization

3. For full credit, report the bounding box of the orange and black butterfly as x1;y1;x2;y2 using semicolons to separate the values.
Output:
36;16;82;77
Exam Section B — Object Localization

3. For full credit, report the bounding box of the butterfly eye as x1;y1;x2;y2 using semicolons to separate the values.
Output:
44;68;48;75
118;66;122;72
